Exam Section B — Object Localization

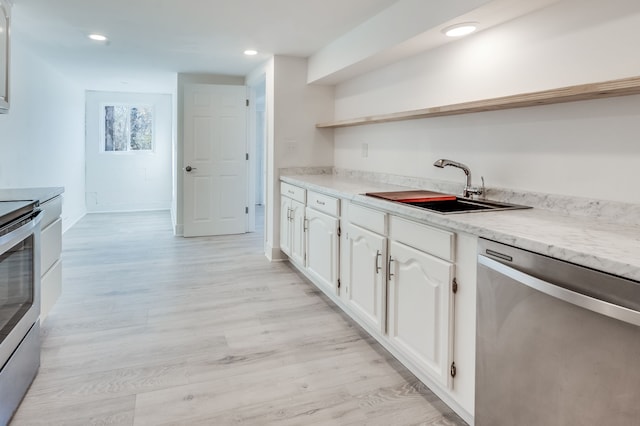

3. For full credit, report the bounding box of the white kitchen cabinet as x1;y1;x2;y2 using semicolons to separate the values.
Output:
343;203;456;389
345;223;386;334
387;239;454;389
40;195;63;321
387;215;456;389
280;182;305;265
343;202;388;333
279;184;474;421
280;195;292;255
305;192;340;295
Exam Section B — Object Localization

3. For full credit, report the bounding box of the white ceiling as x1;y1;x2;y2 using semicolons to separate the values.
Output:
9;0;569;93
10;0;399;91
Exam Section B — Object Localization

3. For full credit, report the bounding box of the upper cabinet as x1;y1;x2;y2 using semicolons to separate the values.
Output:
316;76;640;129
0;0;10;113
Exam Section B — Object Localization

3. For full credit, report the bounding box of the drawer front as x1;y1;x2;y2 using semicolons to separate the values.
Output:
389;215;454;262
41;218;62;274
41;260;62;321
281;182;306;204
307;191;339;217
348;202;385;234
40;196;62;229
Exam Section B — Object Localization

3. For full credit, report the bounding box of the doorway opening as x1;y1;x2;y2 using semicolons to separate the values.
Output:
248;77;267;237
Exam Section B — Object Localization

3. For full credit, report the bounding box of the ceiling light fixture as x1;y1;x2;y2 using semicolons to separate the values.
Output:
88;34;108;42
244;49;258;56
442;22;478;37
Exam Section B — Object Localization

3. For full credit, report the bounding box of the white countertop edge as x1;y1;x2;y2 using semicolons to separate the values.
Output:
281;175;640;283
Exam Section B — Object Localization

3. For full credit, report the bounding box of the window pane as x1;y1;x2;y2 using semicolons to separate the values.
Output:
113;105;128;151
104;106;115;151
129;107;153;150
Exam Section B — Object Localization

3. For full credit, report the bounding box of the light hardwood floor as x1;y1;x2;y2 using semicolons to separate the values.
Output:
11;210;467;426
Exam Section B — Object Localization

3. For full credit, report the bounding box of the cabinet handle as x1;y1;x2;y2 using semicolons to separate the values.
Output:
388;256;394;281
375;250;382;274
316;200;326;206
288;190;294;195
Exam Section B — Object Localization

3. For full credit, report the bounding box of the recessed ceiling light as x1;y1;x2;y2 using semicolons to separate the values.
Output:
88;34;108;42
244;49;258;56
442;22;478;37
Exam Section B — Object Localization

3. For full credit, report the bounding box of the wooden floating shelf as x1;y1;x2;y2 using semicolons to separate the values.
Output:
316;76;640;129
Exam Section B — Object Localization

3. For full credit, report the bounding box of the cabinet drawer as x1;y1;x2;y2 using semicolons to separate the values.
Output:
40;195;62;229
41;260;62;321
389;215;454;262
41;218;62;274
348;202;385;234
307;191;339;216
281;182;306;203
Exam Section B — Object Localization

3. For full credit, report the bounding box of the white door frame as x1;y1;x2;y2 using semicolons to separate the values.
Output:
246;74;267;235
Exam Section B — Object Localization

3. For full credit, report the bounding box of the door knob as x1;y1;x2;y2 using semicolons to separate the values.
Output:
185;166;196;172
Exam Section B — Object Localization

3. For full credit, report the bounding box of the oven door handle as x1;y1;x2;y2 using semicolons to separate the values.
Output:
478;254;640;327
0;210;43;253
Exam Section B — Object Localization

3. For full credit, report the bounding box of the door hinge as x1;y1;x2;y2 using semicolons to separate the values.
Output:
246;99;249;107
246;153;249;160
337;278;341;289
452;278;458;294
450;362;457;378
337;225;341;237
245;206;249;214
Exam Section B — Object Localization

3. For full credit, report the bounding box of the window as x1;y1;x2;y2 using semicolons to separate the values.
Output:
103;104;153;152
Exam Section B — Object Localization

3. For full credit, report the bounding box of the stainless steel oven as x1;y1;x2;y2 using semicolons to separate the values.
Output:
0;201;42;425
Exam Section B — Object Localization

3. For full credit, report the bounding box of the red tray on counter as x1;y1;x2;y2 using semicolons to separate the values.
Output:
365;190;457;202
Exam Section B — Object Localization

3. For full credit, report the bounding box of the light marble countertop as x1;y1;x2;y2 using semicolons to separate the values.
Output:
281;174;640;282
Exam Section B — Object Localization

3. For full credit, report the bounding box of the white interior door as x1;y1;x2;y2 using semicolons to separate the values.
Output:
183;84;248;237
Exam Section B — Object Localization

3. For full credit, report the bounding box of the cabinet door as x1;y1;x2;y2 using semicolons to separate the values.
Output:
290;199;306;266
387;240;454;388
280;196;291;256
346;224;386;334
305;207;339;294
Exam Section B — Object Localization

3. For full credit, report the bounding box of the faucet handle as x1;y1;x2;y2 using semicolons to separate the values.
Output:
466;176;485;199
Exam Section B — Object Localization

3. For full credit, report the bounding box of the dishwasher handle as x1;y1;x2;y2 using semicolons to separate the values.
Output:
479;254;640;327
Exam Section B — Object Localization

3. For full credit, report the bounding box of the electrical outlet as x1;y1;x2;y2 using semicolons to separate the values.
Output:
285;139;297;154
361;143;369;158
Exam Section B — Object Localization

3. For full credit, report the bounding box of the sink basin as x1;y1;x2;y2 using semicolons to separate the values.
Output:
400;198;531;214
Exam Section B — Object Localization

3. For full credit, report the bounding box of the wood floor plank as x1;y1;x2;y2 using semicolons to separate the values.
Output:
10;210;466;426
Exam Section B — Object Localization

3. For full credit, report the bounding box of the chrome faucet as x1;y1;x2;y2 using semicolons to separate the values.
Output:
433;159;484;199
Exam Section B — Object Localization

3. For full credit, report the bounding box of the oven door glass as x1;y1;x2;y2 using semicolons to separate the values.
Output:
0;234;34;342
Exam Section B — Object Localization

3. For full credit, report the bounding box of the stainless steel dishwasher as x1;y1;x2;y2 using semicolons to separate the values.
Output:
475;238;640;426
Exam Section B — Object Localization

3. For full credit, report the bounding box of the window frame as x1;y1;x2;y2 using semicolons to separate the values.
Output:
99;102;156;154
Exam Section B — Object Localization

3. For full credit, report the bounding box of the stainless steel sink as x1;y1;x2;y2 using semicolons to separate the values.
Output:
400;198;531;214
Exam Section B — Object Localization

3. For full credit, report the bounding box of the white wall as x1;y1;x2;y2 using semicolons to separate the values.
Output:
271;57;335;259
333;0;640;204
0;34;85;231
274;57;335;170
246;57;334;259
85;91;172;212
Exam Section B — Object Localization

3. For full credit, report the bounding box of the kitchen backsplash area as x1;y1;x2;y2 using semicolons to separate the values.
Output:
280;167;640;227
